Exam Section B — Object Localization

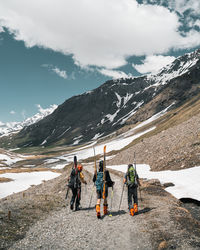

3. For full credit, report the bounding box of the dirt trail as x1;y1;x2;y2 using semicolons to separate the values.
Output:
2;165;199;250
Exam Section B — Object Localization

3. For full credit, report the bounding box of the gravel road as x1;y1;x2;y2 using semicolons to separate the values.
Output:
8;166;152;250
6;165;200;250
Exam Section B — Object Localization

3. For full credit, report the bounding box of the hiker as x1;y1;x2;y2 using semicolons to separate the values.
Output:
123;164;140;216
93;160;114;218
68;163;87;211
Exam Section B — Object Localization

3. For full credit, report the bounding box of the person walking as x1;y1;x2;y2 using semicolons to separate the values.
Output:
68;162;87;211
124;164;140;216
93;160;114;218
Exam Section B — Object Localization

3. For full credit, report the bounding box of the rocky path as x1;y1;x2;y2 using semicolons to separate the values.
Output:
7;167;152;250
4;166;200;250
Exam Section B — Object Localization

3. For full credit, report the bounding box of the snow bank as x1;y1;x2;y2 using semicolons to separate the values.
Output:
0;154;22;166
107;164;200;201
58;127;155;162
0;171;60;199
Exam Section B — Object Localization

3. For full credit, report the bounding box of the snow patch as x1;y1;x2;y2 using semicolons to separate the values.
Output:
0;153;23;166
0;171;60;199
107;164;200;201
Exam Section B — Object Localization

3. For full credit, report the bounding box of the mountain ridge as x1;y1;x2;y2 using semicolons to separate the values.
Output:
0;105;57;138
1;48;200;148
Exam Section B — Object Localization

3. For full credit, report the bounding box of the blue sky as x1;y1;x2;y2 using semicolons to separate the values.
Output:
0;0;200;123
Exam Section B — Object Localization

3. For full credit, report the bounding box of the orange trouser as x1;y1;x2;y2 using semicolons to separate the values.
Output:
96;204;101;216
103;204;108;215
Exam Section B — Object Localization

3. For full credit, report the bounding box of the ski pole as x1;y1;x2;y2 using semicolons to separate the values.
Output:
119;184;125;210
103;145;106;200
109;187;114;217
65;185;70;200
65;185;71;208
89;185;95;208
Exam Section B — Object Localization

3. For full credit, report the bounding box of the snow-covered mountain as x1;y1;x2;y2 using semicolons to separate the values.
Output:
1;49;200;148
0;104;57;137
147;49;200;87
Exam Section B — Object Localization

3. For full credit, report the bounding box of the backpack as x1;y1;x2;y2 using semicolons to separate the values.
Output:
95;172;104;192
127;165;137;187
68;169;80;189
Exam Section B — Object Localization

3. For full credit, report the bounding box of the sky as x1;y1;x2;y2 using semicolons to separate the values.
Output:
0;0;200;123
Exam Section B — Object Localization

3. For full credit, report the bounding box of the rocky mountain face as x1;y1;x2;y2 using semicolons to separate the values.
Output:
3;49;200;148
0;105;57;138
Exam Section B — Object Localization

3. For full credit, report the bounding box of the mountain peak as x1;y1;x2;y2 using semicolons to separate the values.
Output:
1;49;200;148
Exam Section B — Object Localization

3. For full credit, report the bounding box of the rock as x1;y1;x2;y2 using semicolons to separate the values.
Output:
158;240;167;249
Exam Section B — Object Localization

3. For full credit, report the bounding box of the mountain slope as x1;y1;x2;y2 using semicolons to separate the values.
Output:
2;49;200;148
0;105;57;138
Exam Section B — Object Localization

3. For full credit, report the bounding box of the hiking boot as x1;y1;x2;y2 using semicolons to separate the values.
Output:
70;203;74;210
96;204;101;219
103;204;108;215
134;203;138;214
130;208;134;216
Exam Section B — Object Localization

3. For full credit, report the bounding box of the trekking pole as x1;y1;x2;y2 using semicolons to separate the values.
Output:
103;145;106;200
109;187;114;217
134;152;142;202
119;184;125;210
88;146;97;209
65;185;70;207
89;185;95;208
139;186;142;202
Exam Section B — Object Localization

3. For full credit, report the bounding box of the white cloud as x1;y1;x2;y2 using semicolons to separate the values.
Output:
194;20;200;28
0;0;199;69
52;67;67;79
143;0;200;16
10;110;16;115
167;0;200;16
42;64;67;79
133;55;176;74
99;68;133;79
0;26;4;32
176;30;200;49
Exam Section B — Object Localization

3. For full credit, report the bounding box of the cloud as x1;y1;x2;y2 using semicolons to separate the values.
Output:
168;0;200;16
42;64;67;79
0;0;199;69
52;67;67;79
10;110;16;115
194;20;200;28
143;0;200;16
0;26;4;32
99;69;133;79
133;55;175;74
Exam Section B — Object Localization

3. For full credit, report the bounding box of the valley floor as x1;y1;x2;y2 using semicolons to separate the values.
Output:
1;165;200;250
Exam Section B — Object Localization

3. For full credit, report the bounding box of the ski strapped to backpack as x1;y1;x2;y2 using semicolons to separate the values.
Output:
89;147;97;209
65;156;78;206
134;152;142;201
93;146;97;180
102;145;106;200
74;156;81;202
74;155;77;169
